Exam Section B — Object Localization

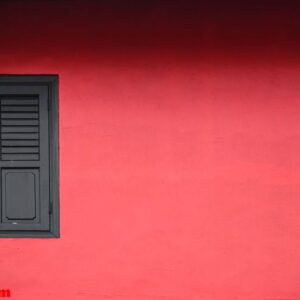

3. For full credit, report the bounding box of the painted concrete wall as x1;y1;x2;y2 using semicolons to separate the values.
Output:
0;1;300;299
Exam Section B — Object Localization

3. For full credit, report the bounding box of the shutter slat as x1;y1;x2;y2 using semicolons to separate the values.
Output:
2;154;39;160
1;106;39;112
1;140;39;146
2;119;39;126
2;133;39;140
2;127;39;133
1;99;38;105
2;147;39;153
1;113;38;119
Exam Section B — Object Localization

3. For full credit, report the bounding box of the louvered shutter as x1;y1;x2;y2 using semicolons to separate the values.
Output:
0;85;50;231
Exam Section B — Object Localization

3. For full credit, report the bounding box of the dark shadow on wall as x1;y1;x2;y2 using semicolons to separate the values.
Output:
0;0;299;65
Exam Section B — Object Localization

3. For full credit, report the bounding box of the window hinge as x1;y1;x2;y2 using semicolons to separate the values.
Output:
49;202;53;214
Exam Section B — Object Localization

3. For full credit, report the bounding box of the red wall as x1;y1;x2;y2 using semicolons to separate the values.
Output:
1;1;300;299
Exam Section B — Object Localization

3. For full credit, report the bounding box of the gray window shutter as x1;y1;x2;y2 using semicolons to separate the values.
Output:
0;85;50;232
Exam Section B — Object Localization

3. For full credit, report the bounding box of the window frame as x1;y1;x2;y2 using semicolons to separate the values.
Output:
0;75;59;238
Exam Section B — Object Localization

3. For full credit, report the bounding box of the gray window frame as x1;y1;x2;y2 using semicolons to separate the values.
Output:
0;75;59;238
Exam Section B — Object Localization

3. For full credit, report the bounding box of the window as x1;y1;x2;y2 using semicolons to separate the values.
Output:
0;76;59;237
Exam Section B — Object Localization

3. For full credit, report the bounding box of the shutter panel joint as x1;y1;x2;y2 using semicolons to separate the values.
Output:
49;202;53;214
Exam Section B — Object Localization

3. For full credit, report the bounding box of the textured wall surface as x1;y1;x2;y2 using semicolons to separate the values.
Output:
0;1;300;299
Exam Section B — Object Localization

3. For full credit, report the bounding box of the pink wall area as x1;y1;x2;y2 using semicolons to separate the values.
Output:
0;1;300;299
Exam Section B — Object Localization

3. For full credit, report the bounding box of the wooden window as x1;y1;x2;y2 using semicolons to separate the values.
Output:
0;76;59;237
